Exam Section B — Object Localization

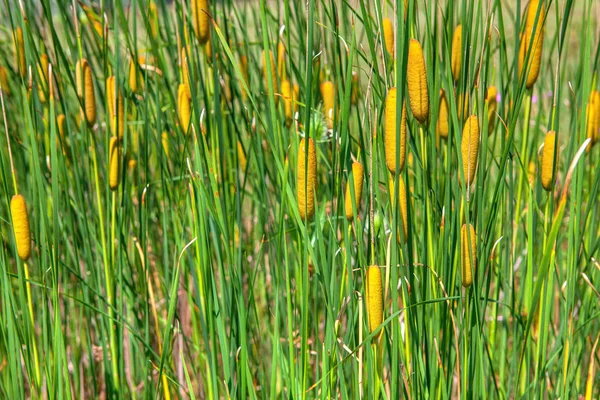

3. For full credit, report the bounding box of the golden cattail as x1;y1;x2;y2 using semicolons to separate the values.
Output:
586;90;600;148
76;58;96;126
486;86;498;134
518;0;544;89
277;41;286;81
297;137;317;220
240;54;249;99
149;1;159;39
106;76;124;139
262;50;278;104
407;39;429;124
437;89;449;139
0;66;10;95
451;25;462;82
344;162;364;221
366;265;383;333
281;80;294;126
162;131;169;158
384;87;407;175
204;34;213;61
10;194;31;261
383;18;394;57
38;54;49;102
191;0;210;45
461;223;476;287
178;83;192;133
14;28;26;78
128;55;139;93
321;80;335;129
57;114;66;141
109;136;120;191
390;175;408;241
237;140;247;171
540;130;558;191
181;46;192;87
461;115;480;186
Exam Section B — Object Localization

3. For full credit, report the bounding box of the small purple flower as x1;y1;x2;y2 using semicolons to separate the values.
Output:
532;95;538;104
496;93;502;103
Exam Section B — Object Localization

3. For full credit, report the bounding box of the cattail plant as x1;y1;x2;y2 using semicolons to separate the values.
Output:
383;18;394;57
181;46;191;87
344;162;364;221
0;66;10;95
384;87;407;174
191;0;210;44
390;175;408;241
14;28;26;78
57;114;66;141
76;58;96;126
37;54;49;103
457;92;469;121
162;132;169;158
277;42;286;81
262;50;278;105
540;130;558;191
461;115;480;186
486;86;498;134
586;90;599;148
407;39;429;124
149;1;159;39
239;54;249;100
281;80;294;126
461;223;476;287
10;194;31;261
366;265;383;333
320;80;335;129
451;25;462;82
178;83;192;133
106;76;124;139
128;55;142;94
109;136;120;191
437;89;449;139
518;0;544;89
297;137;317;220
237;141;247;172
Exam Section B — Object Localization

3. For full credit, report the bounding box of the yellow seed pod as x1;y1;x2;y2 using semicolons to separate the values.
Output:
586;90;600;149
297;137;317;220
14;28;26;78
344;162;364;221
149;1;159;39
407;39;429;124
109;136;120;191
277;42;286;81
451;25;462;82
518;0;544;89
0;66;10;95
383;18;394;57
237;140;247;171
106;76;124;139
486;86;498;134
366;265;383;333
281;80;294;127
191;0;210;45
461;223;476;287
461;115;480;186
262;50;278;105
389;175;408;241
162;131;169;158
76;58;96;126
10;194;31;261
437;89;449;139
384;87;407;175
38;54;49;103
320;80;335;129
540;130;558;191
178;83;192;133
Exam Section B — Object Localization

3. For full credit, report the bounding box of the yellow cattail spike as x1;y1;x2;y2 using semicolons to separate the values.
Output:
585;90;600;149
57;114;66;141
14;28;26;78
106;76;124;139
407;39;429;124
277;41;286;81
486;86;498;134
162;131;169;158
451;25;462;82
237;141;247;171
297;137;317;220
390;175;409;241
240;54;249;100
281;80;294;127
383;18;394;57
11;194;31;261
384;87;407;175
320;80;335;129
38;54;49;103
191;0;210;45
178;83;192;133
540;130;558;191
344;162;364;221
262;50;278;105
128;55;138;93
0;66;10;95
149;1;159;39
461;223;476;287
108;136;120;191
366;265;383;333
76;58;96;126
461;115;480;186
437;89;449;139
518;0;544;89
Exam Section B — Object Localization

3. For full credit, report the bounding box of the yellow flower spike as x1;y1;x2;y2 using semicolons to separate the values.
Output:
407;39;429;124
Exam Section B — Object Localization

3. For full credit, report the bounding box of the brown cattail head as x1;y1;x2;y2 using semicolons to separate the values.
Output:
277;41;286;81
384;87;407;175
10;194;31;261
518;0;544;89
390;175;408;241
586;90;600;149
451;25;462;82
262;50;278;105
437;89;449;139
297;137;317;220
407;39;429;124
540;130;558;191
109;136;120;191
14;28;26;78
366;265;383;333
486;86;498;134
460;115;480;186
0;66;10;95
178;83;192;133
383;18;394;57
320;80;335;129
106;76;124;139
191;0;210;44
344;162;364;221
281;80;294;126
76;58;96;126
461;223;476;287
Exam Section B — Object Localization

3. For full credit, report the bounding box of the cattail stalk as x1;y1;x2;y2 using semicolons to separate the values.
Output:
390;175;408;241
297;138;317;220
384;87;407;174
262;50;278;105
407;39;429;124
344;162;364;221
